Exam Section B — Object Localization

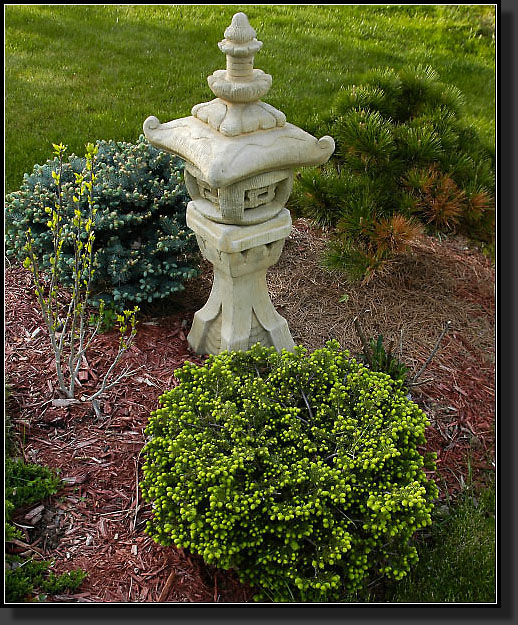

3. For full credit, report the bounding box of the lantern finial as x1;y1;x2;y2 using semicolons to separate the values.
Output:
191;12;285;135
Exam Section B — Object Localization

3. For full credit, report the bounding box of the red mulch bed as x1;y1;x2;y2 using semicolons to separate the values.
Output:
5;219;495;603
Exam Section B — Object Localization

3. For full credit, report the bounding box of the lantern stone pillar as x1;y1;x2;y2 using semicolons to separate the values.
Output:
144;12;334;354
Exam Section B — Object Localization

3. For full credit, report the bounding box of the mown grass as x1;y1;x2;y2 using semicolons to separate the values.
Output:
5;4;495;194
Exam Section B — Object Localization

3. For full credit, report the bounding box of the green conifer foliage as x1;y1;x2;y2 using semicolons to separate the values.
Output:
141;341;438;602
289;66;495;280
5;458;87;602
5;136;200;310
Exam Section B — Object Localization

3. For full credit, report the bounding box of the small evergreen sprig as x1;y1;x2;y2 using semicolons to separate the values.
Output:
5;457;62;511
5;457;87;602
5;556;87;603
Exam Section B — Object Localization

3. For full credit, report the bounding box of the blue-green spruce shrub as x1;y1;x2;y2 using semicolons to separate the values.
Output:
141;341;438;602
5;135;199;311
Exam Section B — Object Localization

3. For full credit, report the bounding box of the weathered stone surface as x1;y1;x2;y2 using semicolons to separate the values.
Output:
186;203;292;254
186;203;295;354
143;12;334;354
143;115;334;191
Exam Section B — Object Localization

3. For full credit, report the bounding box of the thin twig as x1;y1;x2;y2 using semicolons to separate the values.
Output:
7;538;45;557
332;505;359;529
367;575;384;589
353;314;373;367
158;570;176;602
98;509;133;517
87;365;143;402
299;386;314;421
293;413;310;426
410;321;452;386
409;377;434;387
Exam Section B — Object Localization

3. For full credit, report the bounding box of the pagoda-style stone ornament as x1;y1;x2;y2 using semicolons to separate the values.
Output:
144;12;334;354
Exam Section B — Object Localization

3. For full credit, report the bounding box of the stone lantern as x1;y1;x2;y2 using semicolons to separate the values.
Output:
143;12;334;354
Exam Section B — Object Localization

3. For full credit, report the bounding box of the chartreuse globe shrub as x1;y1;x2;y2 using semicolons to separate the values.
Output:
141;341;438;602
5;135;199;312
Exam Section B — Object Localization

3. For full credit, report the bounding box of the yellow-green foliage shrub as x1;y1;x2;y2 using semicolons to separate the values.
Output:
141;341;438;602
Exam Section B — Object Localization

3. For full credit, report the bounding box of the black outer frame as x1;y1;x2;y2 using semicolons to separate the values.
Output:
4;2;515;624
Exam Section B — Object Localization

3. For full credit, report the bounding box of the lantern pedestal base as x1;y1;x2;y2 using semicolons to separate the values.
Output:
186;203;295;354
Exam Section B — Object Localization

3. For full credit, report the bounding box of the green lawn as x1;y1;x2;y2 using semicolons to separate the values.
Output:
5;4;495;194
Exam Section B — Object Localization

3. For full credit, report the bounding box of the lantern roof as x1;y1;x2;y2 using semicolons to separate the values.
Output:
143;12;334;188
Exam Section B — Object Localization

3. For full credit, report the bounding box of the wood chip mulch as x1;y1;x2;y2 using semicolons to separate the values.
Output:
5;218;495;603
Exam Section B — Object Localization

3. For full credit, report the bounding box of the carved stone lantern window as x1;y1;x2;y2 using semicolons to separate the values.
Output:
144;12;334;354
